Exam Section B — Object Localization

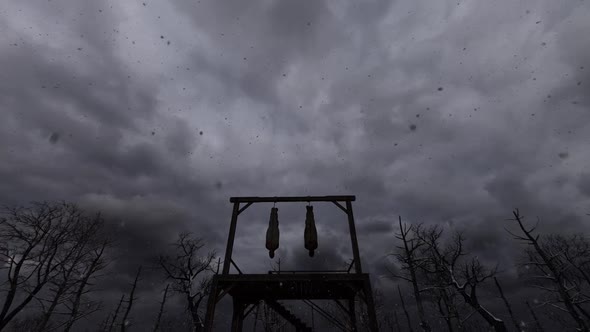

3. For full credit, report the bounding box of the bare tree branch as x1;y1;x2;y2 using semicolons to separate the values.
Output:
120;266;142;332
152;284;170;332
158;233;215;332
493;277;521;332
389;216;431;331
510;209;588;331
397;285;414;332
0;202;109;331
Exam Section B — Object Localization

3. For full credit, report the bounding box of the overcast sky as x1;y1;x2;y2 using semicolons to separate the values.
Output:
1;0;589;330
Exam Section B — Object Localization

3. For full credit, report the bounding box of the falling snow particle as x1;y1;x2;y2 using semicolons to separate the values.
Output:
558;152;569;159
409;124;417;131
199;131;203;135
437;87;443;91
49;132;60;144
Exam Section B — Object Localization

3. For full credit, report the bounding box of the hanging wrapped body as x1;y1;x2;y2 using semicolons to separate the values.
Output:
265;207;280;258
304;205;318;257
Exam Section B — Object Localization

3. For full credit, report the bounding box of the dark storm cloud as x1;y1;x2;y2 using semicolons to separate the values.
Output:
358;219;394;235
579;173;590;198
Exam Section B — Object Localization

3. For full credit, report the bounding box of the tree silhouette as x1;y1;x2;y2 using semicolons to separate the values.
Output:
414;225;507;331
389;217;431;331
508;209;590;331
0;201;109;331
158;232;215;332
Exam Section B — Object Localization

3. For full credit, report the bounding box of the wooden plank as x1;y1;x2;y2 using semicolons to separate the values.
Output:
229;196;355;203
332;201;348;214
203;276;220;332
222;202;240;275
216;273;369;283
230;259;243;274
362;277;379;332
346;201;363;274
237;202;253;215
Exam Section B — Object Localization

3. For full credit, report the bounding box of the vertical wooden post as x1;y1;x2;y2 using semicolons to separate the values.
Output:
363;277;379;332
223;202;240;275
231;298;245;332
349;297;358;332
203;276;219;332
345;200;363;274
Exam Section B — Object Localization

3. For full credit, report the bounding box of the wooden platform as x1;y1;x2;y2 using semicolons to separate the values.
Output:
215;273;371;301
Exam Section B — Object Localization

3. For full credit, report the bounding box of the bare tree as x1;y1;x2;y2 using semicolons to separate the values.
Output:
353;287;388;331
416;225;507;332
120;266;142;332
493;277;521;332
398;285;415;332
62;239;108;332
37;219;109;332
158;232;215;332
432;287;461;332
548;234;590;290
106;295;125;332
382;307;401;332
525;300;544;332
508;209;589;331
0;202;108;331
4;314;45;332
393;307;401;331
153;284;170;332
389;217;431;331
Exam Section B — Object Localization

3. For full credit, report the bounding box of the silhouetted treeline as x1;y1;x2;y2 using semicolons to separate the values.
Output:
2;201;590;331
0;201;215;332
386;209;590;332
